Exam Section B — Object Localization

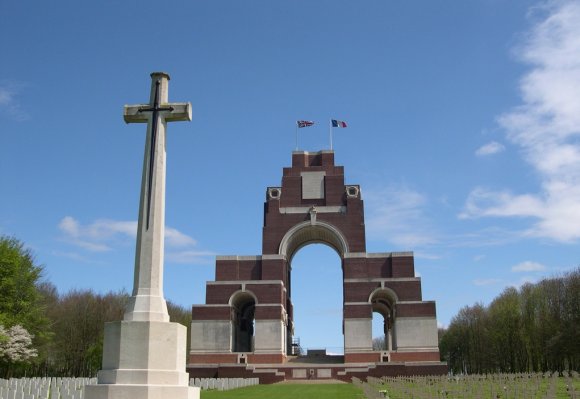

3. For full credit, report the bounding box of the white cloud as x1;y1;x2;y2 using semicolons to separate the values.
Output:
460;187;544;219
59;216;80;237
0;88;12;105
166;250;215;264
475;141;505;156
473;278;503;286
365;185;438;248
0;82;29;121
58;217;111;252
51;250;104;264
165;227;197;247
462;1;580;242
58;216;136;252
57;217;211;264
511;260;547;272
473;254;486;262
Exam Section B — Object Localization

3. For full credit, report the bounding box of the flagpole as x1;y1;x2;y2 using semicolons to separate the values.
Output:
329;120;333;150
295;123;298;151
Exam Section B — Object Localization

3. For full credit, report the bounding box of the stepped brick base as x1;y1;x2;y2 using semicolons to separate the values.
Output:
187;361;448;384
190;353;286;365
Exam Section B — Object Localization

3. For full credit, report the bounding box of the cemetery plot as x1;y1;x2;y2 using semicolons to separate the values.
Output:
190;378;259;391
353;371;579;399
0;377;96;399
0;377;259;399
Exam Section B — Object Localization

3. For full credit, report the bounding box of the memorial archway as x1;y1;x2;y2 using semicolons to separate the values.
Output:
190;151;442;370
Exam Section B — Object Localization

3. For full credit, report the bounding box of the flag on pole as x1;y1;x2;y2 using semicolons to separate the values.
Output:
295;120;315;150
297;120;315;128
331;119;347;128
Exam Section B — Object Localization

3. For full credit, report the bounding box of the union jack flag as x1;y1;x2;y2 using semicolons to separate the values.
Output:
297;120;315;128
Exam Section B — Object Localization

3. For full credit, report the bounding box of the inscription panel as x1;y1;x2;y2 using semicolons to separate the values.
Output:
301;171;326;199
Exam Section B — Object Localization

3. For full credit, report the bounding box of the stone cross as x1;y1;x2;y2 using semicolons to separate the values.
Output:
123;72;191;322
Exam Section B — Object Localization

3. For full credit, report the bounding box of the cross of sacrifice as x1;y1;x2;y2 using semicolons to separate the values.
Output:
122;72;191;322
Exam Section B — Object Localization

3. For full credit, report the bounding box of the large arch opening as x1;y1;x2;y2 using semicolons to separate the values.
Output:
288;243;344;357
279;220;349;261
230;291;256;353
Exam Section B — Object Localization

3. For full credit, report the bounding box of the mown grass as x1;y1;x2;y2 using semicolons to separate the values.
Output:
367;374;580;399
200;375;580;399
200;383;364;399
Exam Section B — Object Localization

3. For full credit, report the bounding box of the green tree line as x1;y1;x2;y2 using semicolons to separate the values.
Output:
0;235;191;378
439;267;580;374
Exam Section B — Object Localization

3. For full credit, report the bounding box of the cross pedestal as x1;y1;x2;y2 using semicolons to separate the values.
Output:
85;72;199;399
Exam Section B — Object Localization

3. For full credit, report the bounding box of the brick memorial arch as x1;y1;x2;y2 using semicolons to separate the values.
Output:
188;151;447;381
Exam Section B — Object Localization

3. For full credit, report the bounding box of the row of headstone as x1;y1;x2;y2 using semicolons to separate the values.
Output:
0;377;258;398
359;372;579;399
352;377;386;399
189;378;259;391
0;377;96;399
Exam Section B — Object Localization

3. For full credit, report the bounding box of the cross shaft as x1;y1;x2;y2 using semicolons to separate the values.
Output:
122;72;191;322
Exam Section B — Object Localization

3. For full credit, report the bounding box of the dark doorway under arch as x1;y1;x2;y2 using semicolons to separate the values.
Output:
231;292;256;353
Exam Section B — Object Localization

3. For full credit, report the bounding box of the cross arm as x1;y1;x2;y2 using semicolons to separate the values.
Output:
164;103;192;122
123;102;192;123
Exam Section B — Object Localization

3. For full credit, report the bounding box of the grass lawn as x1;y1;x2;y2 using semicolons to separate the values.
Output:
374;375;580;399
200;383;364;399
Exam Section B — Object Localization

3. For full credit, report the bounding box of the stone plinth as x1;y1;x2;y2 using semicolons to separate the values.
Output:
85;320;199;399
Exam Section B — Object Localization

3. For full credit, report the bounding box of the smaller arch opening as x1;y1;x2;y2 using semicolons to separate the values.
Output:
230;291;256;353
370;289;396;352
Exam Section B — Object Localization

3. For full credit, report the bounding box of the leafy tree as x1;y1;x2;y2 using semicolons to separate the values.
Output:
0;324;37;362
439;304;489;374
488;287;524;371
561;269;580;370
0;236;46;330
34;287;193;377
440;267;580;373
46;289;127;376
0;236;50;377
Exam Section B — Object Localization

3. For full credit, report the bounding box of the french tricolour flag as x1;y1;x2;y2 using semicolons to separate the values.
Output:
331;119;347;128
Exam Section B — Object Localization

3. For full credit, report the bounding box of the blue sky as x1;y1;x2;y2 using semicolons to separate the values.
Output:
1;0;580;352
